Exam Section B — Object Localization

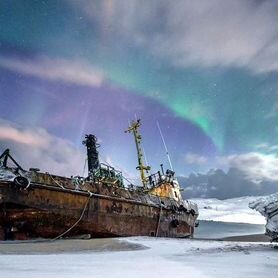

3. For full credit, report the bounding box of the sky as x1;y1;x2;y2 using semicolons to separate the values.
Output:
0;0;277;188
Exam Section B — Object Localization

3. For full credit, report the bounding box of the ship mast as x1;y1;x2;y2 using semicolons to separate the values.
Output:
125;119;151;188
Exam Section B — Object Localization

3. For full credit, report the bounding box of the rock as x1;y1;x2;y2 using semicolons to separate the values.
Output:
249;193;278;242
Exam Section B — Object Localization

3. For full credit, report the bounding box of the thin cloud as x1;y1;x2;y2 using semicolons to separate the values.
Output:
254;143;278;153
74;0;278;74
185;152;207;165
0;125;49;147
0;120;85;176
0;55;104;87
264;101;278;119
216;152;278;182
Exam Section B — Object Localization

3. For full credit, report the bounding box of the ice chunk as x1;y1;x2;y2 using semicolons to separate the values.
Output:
249;193;278;241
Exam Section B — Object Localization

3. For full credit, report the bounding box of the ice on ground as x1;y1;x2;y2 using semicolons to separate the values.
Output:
0;237;277;278
192;196;266;224
249;193;278;241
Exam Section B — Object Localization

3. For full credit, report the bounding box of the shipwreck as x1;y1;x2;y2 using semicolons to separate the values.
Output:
0;119;198;240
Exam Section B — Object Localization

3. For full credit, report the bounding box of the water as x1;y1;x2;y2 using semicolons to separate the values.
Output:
194;220;265;239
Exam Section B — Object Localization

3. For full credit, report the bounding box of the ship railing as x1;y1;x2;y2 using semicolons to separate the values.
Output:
93;163;124;187
146;169;175;188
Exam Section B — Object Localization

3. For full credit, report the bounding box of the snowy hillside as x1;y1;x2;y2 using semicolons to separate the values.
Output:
191;196;266;224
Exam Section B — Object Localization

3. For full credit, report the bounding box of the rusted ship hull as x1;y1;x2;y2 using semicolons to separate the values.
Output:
0;178;197;240
0;126;198;241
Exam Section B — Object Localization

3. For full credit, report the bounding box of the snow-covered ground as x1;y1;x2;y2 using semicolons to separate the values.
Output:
0;238;277;278
192;196;266;224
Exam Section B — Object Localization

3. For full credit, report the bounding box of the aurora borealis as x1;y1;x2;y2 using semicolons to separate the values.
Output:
0;0;277;181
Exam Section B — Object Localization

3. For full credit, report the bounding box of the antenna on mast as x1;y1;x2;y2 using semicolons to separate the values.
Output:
156;121;173;171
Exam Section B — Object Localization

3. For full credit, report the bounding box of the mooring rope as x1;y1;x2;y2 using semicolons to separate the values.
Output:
51;192;93;241
46;173;65;189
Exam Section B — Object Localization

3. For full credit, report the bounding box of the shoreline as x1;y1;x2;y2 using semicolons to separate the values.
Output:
0;233;272;255
220;233;270;242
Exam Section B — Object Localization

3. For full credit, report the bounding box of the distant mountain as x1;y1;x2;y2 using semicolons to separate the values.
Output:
178;167;277;199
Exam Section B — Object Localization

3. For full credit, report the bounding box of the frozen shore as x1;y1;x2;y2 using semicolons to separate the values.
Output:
0;237;277;278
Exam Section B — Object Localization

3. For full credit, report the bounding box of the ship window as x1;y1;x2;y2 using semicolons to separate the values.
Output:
174;191;178;198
